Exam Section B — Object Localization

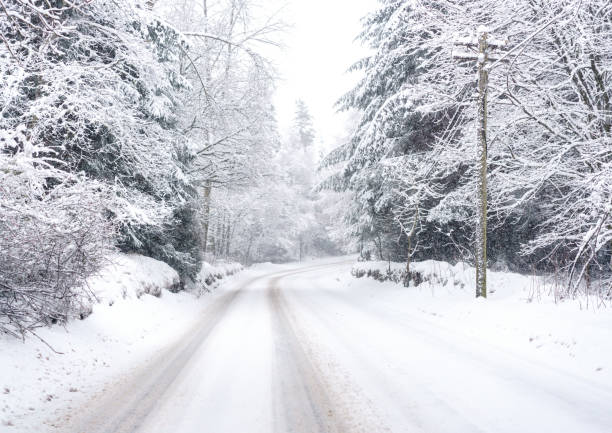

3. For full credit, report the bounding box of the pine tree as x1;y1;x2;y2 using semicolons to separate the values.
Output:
1;0;202;282
293;99;316;151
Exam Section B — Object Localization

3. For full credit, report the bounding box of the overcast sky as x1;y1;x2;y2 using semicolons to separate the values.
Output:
267;0;378;150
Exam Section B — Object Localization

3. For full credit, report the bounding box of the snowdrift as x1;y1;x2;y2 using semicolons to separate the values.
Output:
0;253;244;431
87;253;182;304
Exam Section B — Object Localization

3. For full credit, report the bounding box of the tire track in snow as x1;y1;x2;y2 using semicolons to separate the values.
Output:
51;262;351;433
52;277;249;433
268;266;388;433
270;281;343;433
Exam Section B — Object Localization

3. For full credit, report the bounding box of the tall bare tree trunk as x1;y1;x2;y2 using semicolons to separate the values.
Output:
225;220;231;257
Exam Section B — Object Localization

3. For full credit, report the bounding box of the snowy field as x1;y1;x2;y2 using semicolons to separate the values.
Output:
1;257;611;432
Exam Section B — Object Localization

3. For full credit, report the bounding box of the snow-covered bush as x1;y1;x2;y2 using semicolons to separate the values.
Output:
0;131;113;337
351;263;424;286
352;260;468;289
192;262;243;294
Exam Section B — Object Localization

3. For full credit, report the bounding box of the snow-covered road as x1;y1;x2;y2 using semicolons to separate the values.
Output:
56;261;612;433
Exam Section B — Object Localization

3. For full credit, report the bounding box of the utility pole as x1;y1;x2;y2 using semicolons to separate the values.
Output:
454;27;506;298
201;181;212;255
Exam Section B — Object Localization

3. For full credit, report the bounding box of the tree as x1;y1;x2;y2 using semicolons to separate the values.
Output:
214;99;340;264
321;0;469;264
1;0;203;338
324;0;612;297
158;0;282;261
293;99;316;151
489;0;612;295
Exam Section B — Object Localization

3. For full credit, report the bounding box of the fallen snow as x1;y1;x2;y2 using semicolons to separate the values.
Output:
0;254;244;432
87;253;181;302
350;259;612;381
280;260;612;432
2;256;612;432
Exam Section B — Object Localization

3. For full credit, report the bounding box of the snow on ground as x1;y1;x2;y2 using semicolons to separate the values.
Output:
0;254;245;432
3;256;612;433
349;259;612;383
280;260;612;432
87;253;181;302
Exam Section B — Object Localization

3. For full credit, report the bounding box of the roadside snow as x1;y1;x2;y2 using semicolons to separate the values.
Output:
281;260;612;433
345;260;612;376
193;261;244;293
347;260;612;385
87;253;181;302
3;256;611;433
0;254;244;432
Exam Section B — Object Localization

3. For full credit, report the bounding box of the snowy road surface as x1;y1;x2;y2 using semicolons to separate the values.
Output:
55;261;612;433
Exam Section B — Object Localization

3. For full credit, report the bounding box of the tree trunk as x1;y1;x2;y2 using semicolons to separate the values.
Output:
375;233;383;261
404;235;411;287
225;220;231;257
298;237;303;262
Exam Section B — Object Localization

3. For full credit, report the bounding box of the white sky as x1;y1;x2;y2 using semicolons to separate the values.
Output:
266;0;377;151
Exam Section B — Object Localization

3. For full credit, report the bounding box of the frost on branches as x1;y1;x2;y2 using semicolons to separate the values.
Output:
1;0;290;336
322;0;612;297
1;0;199;336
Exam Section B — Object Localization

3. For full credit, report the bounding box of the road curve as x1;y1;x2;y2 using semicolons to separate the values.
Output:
53;262;364;433
51;259;612;433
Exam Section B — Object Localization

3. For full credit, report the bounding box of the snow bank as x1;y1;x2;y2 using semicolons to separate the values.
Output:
87;254;181;304
353;259;540;299
0;253;242;432
347;259;612;383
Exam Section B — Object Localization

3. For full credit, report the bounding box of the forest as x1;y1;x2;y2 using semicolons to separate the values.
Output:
321;0;612;298
1;0;611;336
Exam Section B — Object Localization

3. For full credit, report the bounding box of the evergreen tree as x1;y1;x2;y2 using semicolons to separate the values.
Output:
321;0;461;262
1;0;202;282
293;99;316;151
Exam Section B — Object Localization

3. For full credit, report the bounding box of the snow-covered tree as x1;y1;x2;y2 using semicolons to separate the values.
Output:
293;99;316;151
214;99;340;264
157;0;282;260
488;0;612;293
324;0;612;295
0;0;207;335
321;0;468;263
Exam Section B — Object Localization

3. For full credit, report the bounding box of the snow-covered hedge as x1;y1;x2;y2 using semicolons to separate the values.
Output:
82;256;244;309
351;260;562;303
352;260;470;288
193;262;244;294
